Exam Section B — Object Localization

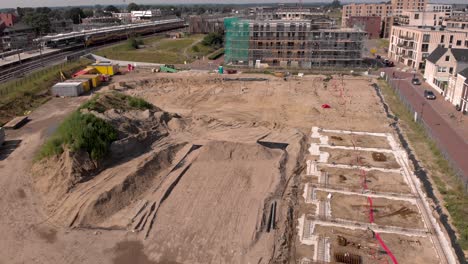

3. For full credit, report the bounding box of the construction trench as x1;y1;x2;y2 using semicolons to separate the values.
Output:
295;126;458;264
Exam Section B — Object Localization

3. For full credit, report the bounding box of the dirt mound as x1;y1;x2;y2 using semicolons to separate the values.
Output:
32;92;182;215
144;141;287;263
31;89;307;263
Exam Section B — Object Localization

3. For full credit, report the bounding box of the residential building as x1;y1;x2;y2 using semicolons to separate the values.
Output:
398;10;448;26
388;25;468;69
392;0;427;15
131;10;162;22
189;15;226;34
346;16;381;39
112;13;132;24
451;67;468;112
424;3;452;14
0;23;35;51
310;17;335;29
341;3;392;27
50;19;74;33
424;47;468;96
443;11;468;32
0;13;18;27
224;18;366;68
342;0;429;37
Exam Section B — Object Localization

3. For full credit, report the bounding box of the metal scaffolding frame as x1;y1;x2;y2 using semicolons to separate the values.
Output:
225;19;366;68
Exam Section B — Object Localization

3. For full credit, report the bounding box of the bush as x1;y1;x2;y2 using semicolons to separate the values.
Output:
191;45;200;52
202;32;224;49
80;92;153;113
38;111;118;161
208;48;224;60
128;96;153;109
127;37;143;50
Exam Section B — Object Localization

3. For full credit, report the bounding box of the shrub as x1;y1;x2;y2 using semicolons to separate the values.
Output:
191;45;200;52
127;37;143;50
38;111;118;161
202;32;224;49
128;96;153;110
208;48;224;60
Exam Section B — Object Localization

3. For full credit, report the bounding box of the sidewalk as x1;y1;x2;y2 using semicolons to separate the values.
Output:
382;67;468;179
0;48;59;67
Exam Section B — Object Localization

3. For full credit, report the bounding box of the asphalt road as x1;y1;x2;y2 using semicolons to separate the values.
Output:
383;68;468;181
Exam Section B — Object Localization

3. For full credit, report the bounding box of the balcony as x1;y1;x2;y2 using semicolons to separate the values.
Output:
398;35;415;41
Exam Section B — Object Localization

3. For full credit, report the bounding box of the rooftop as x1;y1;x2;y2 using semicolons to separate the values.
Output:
427;46;468;64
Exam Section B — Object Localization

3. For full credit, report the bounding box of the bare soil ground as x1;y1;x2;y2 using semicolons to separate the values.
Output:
313;225;440;264
315;167;412;194
323;132;391;149
323;147;400;169
0;70;443;264
316;191;425;229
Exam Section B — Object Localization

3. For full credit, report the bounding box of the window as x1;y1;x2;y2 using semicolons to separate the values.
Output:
421;43;429;52
449;35;454;44
456;40;462;46
438;67;447;72
423;34;430;42
440;35;445;43
449;67;454;74
414;14;420;19
445;55;450;61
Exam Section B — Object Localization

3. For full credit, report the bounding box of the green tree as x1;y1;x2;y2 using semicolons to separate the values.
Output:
105;5;120;13
202;32;224;49
127;3;140;12
66;7;86;24
23;12;51;34
329;0;342;9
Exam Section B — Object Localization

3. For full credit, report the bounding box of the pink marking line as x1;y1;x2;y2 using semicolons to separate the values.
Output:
376;233;399;264
360;167;398;264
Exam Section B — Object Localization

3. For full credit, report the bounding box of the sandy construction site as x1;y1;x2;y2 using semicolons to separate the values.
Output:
0;71;459;264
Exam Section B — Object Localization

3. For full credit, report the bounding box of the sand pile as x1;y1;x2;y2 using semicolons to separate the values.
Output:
32;92;183;215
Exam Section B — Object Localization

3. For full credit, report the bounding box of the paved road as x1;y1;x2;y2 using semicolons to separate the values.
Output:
382;68;468;181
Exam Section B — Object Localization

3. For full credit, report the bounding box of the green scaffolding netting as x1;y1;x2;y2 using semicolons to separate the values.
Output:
224;17;249;64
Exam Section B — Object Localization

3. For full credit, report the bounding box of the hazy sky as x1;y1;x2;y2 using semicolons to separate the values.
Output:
0;0;464;9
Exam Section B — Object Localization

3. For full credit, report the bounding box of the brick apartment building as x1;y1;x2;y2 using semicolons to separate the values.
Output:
388;25;468;69
346;16;381;39
342;0;429;37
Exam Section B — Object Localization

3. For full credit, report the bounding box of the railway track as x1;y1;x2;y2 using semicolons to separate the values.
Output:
0;28;184;84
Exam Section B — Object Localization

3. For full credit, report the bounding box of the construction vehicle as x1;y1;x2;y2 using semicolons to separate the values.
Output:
159;65;178;73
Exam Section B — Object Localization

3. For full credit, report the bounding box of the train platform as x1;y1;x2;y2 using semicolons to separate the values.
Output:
0;48;59;68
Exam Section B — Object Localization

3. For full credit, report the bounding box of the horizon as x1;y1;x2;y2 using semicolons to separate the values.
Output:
0;0;466;9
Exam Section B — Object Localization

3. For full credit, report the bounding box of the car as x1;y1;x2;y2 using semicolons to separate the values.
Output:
424;90;436;100
383;59;394;67
412;78;421;85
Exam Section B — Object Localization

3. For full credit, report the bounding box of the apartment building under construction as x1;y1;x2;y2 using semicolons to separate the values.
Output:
224;18;366;68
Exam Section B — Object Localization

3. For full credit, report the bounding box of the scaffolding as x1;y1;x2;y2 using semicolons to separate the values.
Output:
224;17;250;65
224;19;366;68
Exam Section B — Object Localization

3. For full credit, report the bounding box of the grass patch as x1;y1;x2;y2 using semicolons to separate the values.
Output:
37;111;118;161
0;58;91;125
378;38;390;49
80;92;153;113
379;80;468;250
208;48;225;60
95;34;211;64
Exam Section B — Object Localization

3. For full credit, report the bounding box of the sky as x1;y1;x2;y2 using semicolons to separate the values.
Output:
0;0;465;9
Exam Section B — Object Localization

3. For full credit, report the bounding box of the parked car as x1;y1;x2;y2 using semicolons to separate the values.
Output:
383;59;394;67
411;78;421;85
424;90;436;100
